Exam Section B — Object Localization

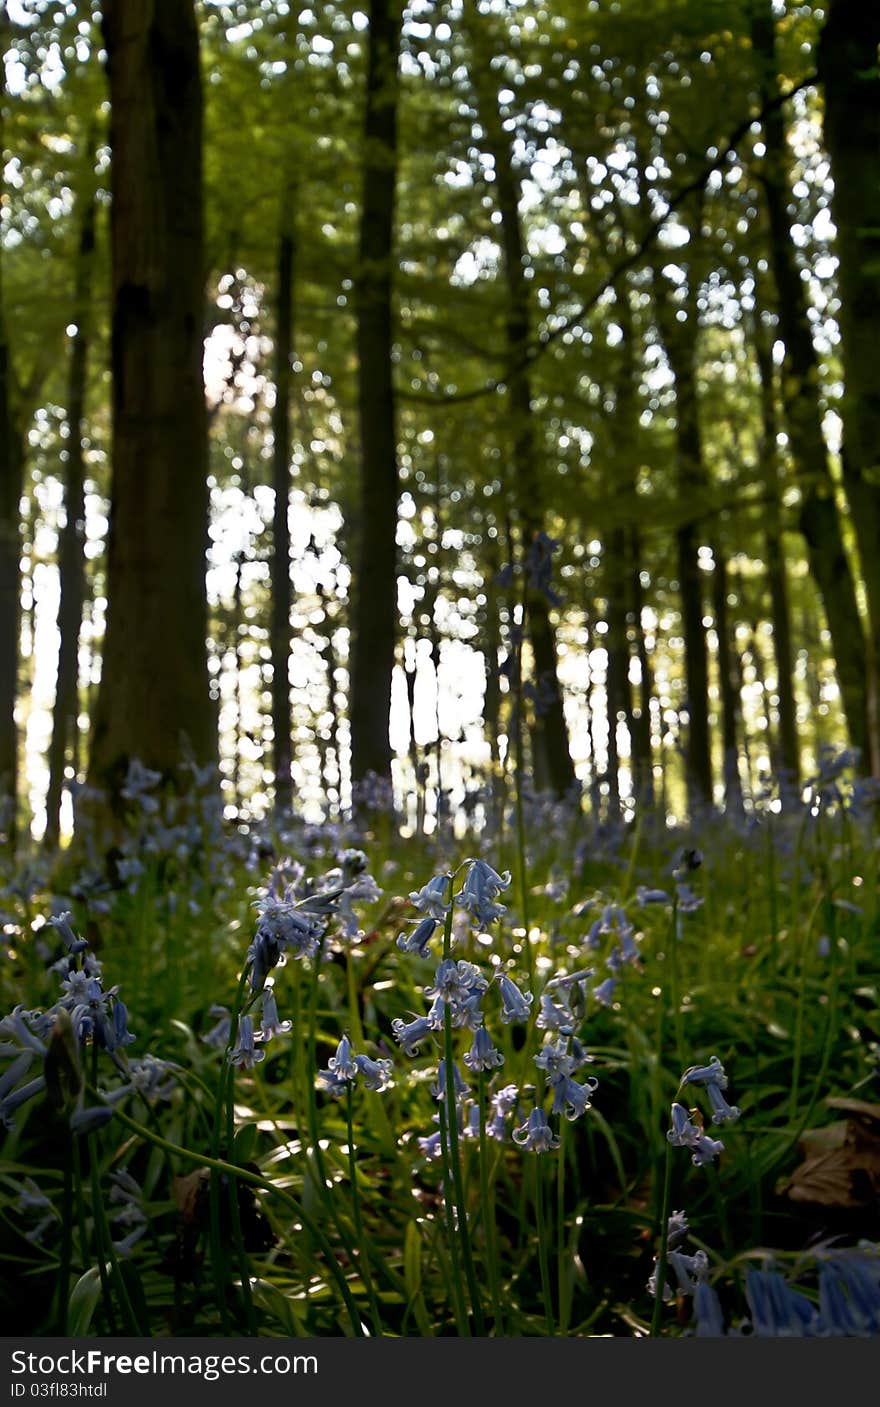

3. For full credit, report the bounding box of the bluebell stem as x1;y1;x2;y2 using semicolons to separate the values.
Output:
463;1026;505;1072
512;1107;560;1153
228;1015;265;1070
497;973;533;1024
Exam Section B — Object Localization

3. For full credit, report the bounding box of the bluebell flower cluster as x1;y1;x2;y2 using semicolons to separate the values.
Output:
317;1035;393;1096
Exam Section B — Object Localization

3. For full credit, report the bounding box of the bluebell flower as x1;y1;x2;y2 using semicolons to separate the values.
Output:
354;1053;394;1092
201;1005;232;1049
512;1106;560;1153
817;1262;871;1336
0;1006;49;1057
549;1072;599;1120
675;883;704;913
228;1015;265;1070
689;1132;725;1167
396;916;438;959
328;1035;358;1081
418;1126;444;1161
592;977;619;1007
46;911;89;956
391;1015;433;1056
746;1268;817;1337
822;1251;880;1333
456;859;511;928
488;1083;519;1139
408;874;451;921
682;1056;728;1088
585;917;604;949
462;1103;482;1140
111;999;135;1050
70;1103;114;1136
426;960;487;1029
463;1026;505;1072
0;1074;47;1130
636;887;671;907
705;1081;741;1125
431;1058;470;1103
536;990;576;1034
497;973;533;1024
128;1055;176;1099
694;1278;726;1336
534;1038;576;1078
258;985;292;1041
667;1102;702;1148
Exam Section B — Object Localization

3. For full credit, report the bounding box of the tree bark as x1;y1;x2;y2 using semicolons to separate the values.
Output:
818;0;880;773
88;0;215;808
751;295;800;784
750;1;870;767
0;50;20;849
270;175;296;817
349;0;403;792
45;136;98;848
711;541;744;813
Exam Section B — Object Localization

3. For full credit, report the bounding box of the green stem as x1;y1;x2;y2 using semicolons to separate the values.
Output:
88;1131;142;1334
650;1136;673;1338
556;1117;569;1333
97;1099;362;1335
225;1066;258;1335
533;1153;554;1335
346;1082;383;1336
437;1096;470;1335
478;1072;505;1334
56;1142;73;1334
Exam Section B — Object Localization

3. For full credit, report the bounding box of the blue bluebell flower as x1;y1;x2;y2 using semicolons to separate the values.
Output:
636;887;671;906
397;916;438;959
431;1058;470;1103
488;1083;519;1139
391;1015;433;1056
456;859;511;928
418;1126;444;1161
512;1106;560;1153
408;874;451;921
463;1026;505;1072
70;1103;114;1136
592;977;619;1007
497;973;533;1024
328;1035;358;1081
201;1005;231;1049
705;1081;741;1125
536;990;576;1034
549;1072;599;1120
0;1074;47;1130
694;1278;726;1336
228;1015;265;1070
667;1102;725;1166
682;1056;728;1088
353;1053;394;1092
110;999;135;1050
746;1268;818;1337
821;1251;880;1333
534;1038;577;1078
258;985;291;1041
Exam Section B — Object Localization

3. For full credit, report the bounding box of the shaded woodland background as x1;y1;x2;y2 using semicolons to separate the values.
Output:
1;0;879;846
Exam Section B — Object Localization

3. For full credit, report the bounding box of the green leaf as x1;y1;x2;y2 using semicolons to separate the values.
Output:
67;1267;102;1337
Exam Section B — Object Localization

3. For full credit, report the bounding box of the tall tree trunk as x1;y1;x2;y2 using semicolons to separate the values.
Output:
465;4;576;799
270;175;296;817
751;296;800;785
628;528;655;809
603;536;628;821
711;540;744;813
88;0;215;808
750;1;870;767
46;138;98;848
349;0;402;791
818;0;880;773
653;277;713;812
0;52;20;850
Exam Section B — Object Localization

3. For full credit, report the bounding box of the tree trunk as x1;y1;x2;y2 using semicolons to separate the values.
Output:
818;0;880;773
750;1;870;767
465;3;576;799
629;528;656;809
0;53;20;850
751;296;800;785
711;541;744;813
88;0;215;808
653;276;714;812
349;0;402;792
270;175;296;817
45;138;98;848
